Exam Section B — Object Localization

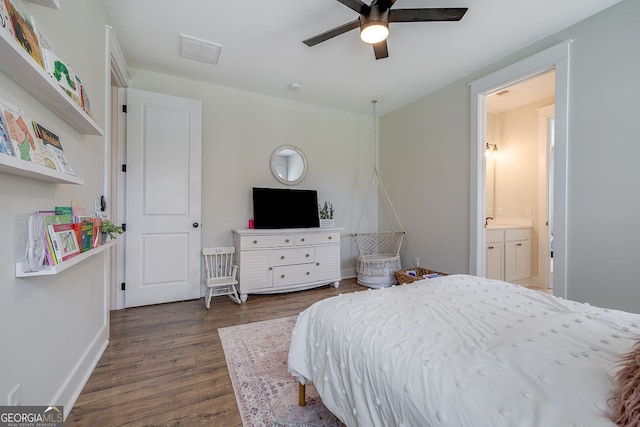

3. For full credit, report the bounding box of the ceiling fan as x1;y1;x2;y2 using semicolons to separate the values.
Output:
303;0;468;60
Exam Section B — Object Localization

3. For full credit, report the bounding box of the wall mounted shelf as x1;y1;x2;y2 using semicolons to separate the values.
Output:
16;240;116;277
0;31;103;136
0;154;83;184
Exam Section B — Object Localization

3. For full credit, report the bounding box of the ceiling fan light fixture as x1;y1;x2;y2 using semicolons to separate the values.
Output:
360;21;389;44
359;8;389;44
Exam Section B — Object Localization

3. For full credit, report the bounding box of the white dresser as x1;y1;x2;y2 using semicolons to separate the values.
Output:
232;228;342;302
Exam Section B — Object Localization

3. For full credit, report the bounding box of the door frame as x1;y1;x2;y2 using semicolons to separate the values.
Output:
537;104;555;289
105;26;130;311
469;40;571;298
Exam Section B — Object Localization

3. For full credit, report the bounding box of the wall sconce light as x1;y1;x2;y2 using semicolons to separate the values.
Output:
486;142;498;158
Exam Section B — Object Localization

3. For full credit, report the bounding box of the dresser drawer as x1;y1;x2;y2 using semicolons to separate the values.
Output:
268;248;314;267
240;234;294;249
295;232;340;246
273;264;318;287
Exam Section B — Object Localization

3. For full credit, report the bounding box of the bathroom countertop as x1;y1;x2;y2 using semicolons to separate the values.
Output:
485;224;532;229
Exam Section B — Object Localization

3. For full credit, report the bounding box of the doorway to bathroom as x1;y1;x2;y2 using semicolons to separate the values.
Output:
484;70;555;290
469;40;571;299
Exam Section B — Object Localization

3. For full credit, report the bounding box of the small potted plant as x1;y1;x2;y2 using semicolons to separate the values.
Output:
101;219;124;243
318;201;334;228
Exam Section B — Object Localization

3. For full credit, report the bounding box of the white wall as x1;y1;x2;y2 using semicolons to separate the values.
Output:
380;0;640;313
379;84;471;275
126;69;377;281
0;0;110;412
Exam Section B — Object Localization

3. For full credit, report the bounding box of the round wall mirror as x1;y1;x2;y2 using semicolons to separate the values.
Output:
270;145;307;186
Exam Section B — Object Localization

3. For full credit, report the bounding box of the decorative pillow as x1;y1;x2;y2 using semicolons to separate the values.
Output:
610;340;640;427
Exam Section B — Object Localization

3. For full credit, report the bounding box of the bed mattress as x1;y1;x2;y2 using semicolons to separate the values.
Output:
288;275;640;426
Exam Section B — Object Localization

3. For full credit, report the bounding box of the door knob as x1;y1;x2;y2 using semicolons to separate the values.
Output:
193;222;199;228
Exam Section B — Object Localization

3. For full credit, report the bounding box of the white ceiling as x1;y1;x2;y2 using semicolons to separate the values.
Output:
487;69;556;114
103;0;621;116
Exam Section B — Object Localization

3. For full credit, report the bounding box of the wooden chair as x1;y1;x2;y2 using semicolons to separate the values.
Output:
202;247;241;308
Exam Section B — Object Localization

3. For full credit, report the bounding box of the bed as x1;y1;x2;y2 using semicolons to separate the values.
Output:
287;274;640;426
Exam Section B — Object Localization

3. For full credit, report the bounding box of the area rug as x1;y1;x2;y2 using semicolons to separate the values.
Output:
219;316;343;427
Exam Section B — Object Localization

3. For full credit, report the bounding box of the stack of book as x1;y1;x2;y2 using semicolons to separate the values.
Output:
22;204;105;272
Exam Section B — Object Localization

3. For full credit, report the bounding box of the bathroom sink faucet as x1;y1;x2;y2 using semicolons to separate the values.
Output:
485;217;494;226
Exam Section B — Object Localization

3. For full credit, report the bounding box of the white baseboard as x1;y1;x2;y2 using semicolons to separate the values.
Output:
53;325;109;420
341;268;356;280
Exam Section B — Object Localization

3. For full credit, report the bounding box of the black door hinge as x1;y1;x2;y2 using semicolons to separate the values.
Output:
121;164;126;172
121;283;126;291
122;105;127;113
121;223;126;232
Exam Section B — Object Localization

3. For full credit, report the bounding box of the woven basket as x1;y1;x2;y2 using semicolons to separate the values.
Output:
356;254;401;288
395;267;445;285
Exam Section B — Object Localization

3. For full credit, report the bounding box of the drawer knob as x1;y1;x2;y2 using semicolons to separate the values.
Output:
301;238;305;242
328;236;332;240
305;253;310;257
281;274;285;278
285;239;290;243
488;246;494;250
268;267;273;270
306;272;310;275
281;255;285;260
253;240;258;244
517;243;523;246
316;262;320;266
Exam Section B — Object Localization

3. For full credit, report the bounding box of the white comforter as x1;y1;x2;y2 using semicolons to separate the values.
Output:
288;275;640;426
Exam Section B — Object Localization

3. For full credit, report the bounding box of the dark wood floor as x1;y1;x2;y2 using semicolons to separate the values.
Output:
65;278;363;427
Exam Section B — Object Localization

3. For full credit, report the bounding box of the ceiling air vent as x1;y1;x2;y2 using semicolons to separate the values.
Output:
180;34;222;65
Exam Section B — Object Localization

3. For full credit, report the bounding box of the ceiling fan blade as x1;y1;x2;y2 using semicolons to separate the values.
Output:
303;19;361;47
373;40;389;60
389;7;468;23
336;0;370;14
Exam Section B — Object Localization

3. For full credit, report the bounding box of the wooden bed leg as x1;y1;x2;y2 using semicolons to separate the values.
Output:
299;382;306;407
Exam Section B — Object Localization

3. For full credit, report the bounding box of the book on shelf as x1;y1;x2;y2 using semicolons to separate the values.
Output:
71;201;85;219
41;48;80;97
30;15;53;53
67;75;84;110
1;101;37;162
32;122;75;175
72;216;93;252
54;205;72;216
48;222;80;263
77;76;93;118
23;213;47;272
0;102;17;158
30;211;53;266
4;0;45;69
91;217;102;248
0;0;14;40
42;213;71;264
24;120;59;170
78;219;93;252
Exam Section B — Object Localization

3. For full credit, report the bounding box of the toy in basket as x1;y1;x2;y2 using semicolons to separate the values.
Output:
395;267;446;285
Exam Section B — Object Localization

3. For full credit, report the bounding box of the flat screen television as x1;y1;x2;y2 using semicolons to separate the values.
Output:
252;187;320;229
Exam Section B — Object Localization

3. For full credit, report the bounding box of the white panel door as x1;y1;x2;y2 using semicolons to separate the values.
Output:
125;88;202;307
